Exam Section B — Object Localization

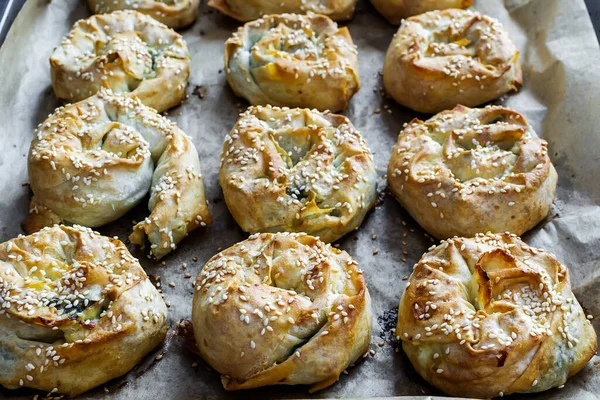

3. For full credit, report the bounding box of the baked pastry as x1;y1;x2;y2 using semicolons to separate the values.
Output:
397;233;597;398
224;13;360;112
220;105;377;242
209;0;356;22
371;0;472;25
387;105;557;239
50;10;190;113
0;225;168;396
383;9;522;114
24;89;211;260
192;232;372;392
88;0;200;29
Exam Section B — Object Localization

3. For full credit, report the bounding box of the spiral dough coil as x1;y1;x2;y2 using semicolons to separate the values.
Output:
25;89;211;260
387;105;557;239
224;13;360;112
209;0;357;22
192;232;372;392
397;233;597;398
370;0;473;25
50;10;190;113
0;225;168;396
383;9;522;114
219;105;377;242
88;0;200;29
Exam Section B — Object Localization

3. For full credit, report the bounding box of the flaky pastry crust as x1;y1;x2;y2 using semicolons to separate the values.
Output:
383;9;522;113
220;105;377;242
224;13;360;112
397;233;597;398
88;0;200;29
0;225;168;396
24;89;211;260
192;232;372;392
387;105;557;239
371;0;472;25
209;0;356;22
50;10;190;113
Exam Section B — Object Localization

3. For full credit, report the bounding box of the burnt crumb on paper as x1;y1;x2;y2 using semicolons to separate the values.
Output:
375;189;386;206
174;320;215;373
175;320;197;350
377;307;400;344
192;85;207;99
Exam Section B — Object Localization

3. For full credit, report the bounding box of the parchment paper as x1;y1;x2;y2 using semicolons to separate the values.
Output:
0;0;599;398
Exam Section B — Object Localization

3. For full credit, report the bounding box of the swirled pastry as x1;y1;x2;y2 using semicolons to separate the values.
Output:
88;0;200;29
224;13;360;112
50;10;190;113
387;105;557;239
24;89;211;260
0;225;168;396
383;9;522;114
192;232;372;392
397;233;597;398
209;0;356;22
220;105;377;242
371;0;472;25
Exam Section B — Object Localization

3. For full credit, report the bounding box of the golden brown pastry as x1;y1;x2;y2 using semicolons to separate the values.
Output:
397;233;597;398
88;0;200;29
220;105;377;242
0;225;168;396
383;9;522;114
209;0;356;22
224;13;360;112
192;232;372;392
387;105;557;239
50;10;190;113
24;89;211;260
371;0;472;25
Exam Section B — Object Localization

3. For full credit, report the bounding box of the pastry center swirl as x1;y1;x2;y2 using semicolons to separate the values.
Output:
0;228;145;339
98;123;151;160
421;110;532;183
267;123;362;208
98;32;153;74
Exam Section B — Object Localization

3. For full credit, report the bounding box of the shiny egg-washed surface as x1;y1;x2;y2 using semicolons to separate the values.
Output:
383;9;522;114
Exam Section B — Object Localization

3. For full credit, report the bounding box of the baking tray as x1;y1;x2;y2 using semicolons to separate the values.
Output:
0;0;599;399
